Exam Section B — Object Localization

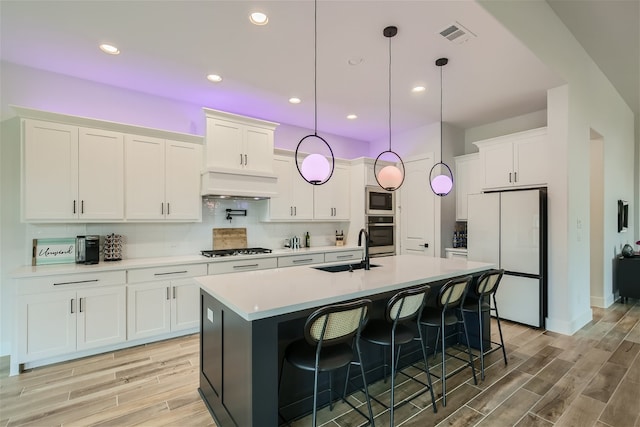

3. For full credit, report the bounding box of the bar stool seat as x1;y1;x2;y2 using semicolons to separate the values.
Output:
279;299;375;427
420;275;477;407
360;284;437;426
459;269;507;380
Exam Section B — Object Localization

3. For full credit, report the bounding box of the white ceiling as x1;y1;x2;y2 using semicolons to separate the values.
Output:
2;1;631;144
547;0;639;119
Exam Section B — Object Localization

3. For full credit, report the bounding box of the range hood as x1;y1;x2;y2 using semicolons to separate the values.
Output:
201;167;278;199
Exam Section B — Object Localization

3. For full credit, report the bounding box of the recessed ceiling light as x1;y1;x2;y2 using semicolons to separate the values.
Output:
207;74;223;83
99;44;120;55
348;57;364;66
347;114;358;120
249;12;268;25
412;85;427;93
289;97;301;104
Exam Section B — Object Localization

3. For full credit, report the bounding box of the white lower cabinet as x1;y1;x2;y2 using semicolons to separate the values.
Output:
127;264;207;340
16;271;127;363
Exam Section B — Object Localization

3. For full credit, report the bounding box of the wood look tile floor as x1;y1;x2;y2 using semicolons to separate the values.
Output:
1;299;639;427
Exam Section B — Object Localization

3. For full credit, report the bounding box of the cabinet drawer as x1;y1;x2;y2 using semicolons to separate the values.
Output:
208;257;277;275
277;253;325;268
16;270;126;295
128;264;207;284
324;250;362;263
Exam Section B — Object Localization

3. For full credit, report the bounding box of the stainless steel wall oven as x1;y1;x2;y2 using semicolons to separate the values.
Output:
366;215;395;256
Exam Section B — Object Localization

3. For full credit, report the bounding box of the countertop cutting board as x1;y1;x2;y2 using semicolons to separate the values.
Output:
213;228;247;250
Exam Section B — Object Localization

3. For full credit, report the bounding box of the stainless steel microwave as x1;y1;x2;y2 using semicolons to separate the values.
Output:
365;186;395;215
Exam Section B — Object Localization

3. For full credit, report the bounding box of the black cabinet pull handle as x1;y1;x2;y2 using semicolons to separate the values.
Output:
233;264;259;269
154;271;188;276
421;243;429;248
73;200;76;214
70;298;75;314
167;203;170;215
161;203;164;215
54;279;99;286
292;258;314;263
81;200;84;214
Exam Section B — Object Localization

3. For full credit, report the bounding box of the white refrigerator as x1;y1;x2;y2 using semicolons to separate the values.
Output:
467;189;547;328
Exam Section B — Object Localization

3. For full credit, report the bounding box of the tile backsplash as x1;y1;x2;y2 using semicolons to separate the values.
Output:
24;199;351;262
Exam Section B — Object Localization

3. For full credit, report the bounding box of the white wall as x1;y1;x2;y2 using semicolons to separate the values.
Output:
481;1;636;334
0;61;369;357
464;109;547;152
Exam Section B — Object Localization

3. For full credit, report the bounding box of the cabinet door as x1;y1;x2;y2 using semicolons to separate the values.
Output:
244;125;274;172
171;279;200;332
78;128;124;220
206;118;243;170
313;164;350;220
77;286;126;351
124;134;166;220
18;291;76;361
269;156;313;220
127;282;171;340
482;143;513;188
23;119;79;220
513;133;548;186
165;140;202;220
454;154;480;221
269;156;295;219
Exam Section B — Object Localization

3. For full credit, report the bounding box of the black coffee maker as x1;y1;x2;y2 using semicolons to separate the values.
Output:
76;235;100;264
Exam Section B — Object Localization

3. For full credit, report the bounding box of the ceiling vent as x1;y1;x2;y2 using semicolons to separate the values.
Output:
439;21;477;44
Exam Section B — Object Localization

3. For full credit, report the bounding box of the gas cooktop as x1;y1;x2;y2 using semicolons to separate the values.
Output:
201;248;273;258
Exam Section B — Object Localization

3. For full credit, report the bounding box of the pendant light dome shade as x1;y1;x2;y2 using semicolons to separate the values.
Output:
374;25;405;192
430;57;454;197
294;0;334;185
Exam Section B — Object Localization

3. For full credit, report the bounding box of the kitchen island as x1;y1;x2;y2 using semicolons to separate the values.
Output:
196;254;495;426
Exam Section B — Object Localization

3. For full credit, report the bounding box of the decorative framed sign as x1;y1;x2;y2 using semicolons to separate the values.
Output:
32;238;76;266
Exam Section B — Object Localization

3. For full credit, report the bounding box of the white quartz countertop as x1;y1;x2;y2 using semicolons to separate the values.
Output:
196;255;495;321
11;246;362;278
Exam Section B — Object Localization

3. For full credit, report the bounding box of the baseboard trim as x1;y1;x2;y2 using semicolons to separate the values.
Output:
546;308;593;335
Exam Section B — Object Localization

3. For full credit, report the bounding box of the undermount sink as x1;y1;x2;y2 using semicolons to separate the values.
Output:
313;262;380;273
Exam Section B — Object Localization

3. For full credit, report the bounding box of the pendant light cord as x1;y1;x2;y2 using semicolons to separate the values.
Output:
313;0;318;136
440;62;443;160
388;34;392;151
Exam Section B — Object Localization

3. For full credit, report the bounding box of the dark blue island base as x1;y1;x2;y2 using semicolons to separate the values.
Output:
198;272;491;426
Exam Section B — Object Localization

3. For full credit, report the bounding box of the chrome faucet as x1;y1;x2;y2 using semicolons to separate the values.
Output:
358;228;370;270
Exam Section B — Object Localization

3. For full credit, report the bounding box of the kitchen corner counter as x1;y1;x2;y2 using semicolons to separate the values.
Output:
195;254;494;321
11;255;211;278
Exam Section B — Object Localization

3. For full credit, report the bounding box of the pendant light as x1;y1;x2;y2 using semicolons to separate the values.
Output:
429;57;454;196
374;25;405;192
294;0;335;185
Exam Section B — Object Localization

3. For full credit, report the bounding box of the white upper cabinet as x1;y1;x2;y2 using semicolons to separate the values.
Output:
270;154;350;221
18;107;202;223
269;155;313;220
22;119;124;221
23;120;79;221
204;109;277;174
125;135;202;221
474;127;548;189
164;140;202;220
454;153;481;221
313;163;350;220
78;128;124;220
125;135;165;220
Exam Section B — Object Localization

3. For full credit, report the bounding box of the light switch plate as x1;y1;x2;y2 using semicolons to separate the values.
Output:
207;308;214;323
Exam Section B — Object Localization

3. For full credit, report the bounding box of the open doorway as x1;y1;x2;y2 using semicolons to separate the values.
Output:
590;129;605;306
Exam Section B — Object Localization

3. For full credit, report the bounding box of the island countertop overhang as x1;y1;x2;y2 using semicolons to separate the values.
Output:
195;255;496;321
